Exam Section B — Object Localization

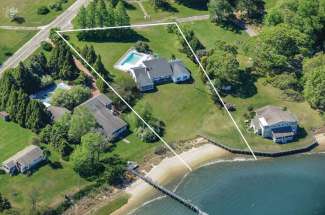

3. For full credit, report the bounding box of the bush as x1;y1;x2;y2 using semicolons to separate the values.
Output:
40;75;54;89
51;86;91;110
41;41;53;52
135;41;152;54
49;2;63;11
154;145;167;155
37;6;50;15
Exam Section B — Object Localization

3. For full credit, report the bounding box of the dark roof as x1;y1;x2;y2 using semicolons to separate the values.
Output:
143;58;173;79
272;126;295;138
132;67;154;88
80;94;127;139
47;106;70;121
170;60;190;78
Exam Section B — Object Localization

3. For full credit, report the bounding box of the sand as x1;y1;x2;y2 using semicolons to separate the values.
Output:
112;143;231;215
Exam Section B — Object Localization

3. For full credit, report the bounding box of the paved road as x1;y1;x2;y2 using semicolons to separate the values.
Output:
0;0;90;74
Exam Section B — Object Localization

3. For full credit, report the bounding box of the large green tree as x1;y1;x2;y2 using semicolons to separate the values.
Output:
208;0;234;25
253;24;312;75
68;107;98;143
304;65;325;110
25;100;52;132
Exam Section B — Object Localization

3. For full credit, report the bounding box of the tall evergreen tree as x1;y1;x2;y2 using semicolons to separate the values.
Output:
0;71;17;110
25;100;52;132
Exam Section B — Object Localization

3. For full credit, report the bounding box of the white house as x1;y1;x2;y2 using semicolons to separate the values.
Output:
250;106;298;144
1;145;45;175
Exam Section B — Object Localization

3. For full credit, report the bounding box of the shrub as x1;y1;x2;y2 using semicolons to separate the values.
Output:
40;75;54;89
49;2;63;11
154;145;167;155
135;41;152;54
41;41;53;52
37;6;50;15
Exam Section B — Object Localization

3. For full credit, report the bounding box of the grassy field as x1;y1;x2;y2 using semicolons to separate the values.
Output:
0;0;75;26
67;20;324;154
0;30;36;65
94;193;129;215
0;147;90;211
0;120;36;162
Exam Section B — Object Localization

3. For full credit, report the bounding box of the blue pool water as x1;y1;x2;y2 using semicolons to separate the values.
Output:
121;52;143;65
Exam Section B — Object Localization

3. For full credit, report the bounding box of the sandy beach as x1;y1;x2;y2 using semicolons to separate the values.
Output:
112;143;231;215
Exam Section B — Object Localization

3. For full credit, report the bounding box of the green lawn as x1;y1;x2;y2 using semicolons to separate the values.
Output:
141;0;208;22
0;120;36;162
67;20;323;156
0;147;90;211
94;193;129;215
0;0;75;26
0;29;36;65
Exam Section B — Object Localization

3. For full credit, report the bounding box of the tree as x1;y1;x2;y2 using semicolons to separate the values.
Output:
51;86;91;110
94;55;112;81
304;65;325;110
76;6;87;28
13;62;41;94
208;0;234;25
25;100;52;132
134;103;165;142
68;107;97;143
177;28;205;62
0;193;11;212
152;0;166;10
265;0;325;50
237;0;265;21
135;41;152;54
70;132;106;178
101;154;126;185
0;72;17;110
253;24;312;75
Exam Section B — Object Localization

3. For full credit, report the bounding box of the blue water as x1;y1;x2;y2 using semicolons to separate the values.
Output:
133;154;325;215
121;52;142;65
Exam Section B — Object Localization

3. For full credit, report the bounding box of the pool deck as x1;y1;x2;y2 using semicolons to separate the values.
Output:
114;48;152;72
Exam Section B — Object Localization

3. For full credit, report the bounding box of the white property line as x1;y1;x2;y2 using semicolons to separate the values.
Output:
56;30;193;172
57;21;257;172
174;23;257;160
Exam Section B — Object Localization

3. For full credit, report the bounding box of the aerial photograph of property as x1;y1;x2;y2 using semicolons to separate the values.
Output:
0;0;325;215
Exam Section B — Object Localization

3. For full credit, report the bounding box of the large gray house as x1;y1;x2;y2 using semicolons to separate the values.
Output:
80;94;128;141
250;106;298;144
129;58;191;92
1;145;45;175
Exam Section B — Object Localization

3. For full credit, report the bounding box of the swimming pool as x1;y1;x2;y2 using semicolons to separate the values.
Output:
121;52;143;65
31;82;71;107
114;49;152;71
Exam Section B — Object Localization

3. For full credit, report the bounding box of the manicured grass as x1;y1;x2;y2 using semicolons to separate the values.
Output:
142;0;208;21
94;193;129;215
0;29;36;65
67;20;323;155
0;0;75;26
125;2;146;24
0;146;90;211
0;120;36;162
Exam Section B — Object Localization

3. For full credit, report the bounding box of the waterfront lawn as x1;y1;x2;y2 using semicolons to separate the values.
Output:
0;30;36;65
0;0;75;26
0;146;90;211
0;120;36;162
66;21;321;154
94;193;129;215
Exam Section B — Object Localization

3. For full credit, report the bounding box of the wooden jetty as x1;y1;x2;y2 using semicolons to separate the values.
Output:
128;167;208;215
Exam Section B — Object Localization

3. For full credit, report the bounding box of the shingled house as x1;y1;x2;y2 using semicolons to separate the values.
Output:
80;94;128;141
1;145;45;175
129;58;191;92
250;106;298;144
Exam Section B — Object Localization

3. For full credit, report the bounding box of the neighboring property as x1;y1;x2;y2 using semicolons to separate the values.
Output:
80;94;128;141
250;106;298;144
115;49;191;92
1;145;45;175
0;111;10;122
47;106;71;121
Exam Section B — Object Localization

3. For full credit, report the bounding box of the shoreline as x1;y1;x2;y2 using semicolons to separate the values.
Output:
112;143;232;215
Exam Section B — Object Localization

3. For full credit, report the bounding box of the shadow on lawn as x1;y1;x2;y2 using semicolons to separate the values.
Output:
79;30;150;43
175;0;208;11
